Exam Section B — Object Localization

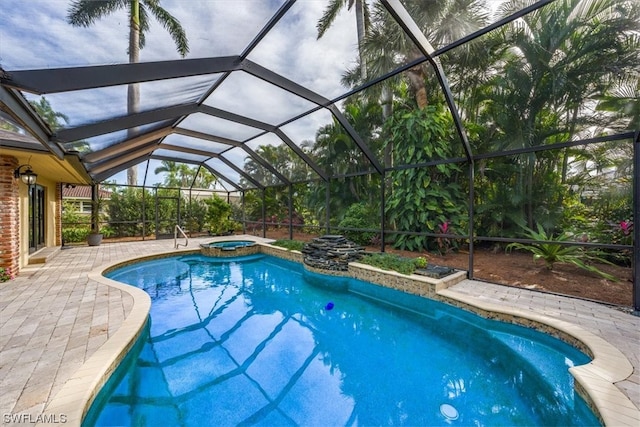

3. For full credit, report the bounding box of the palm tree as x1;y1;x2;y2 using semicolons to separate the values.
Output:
475;0;639;229
154;160;198;187
304;99;382;222
30;96;69;131
337;0;487;172
67;0;189;186
595;73;640;132
317;0;371;78
363;0;488;109
243;145;311;187
192;167;218;189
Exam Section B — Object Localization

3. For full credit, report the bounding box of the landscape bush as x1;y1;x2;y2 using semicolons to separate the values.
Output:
359;253;426;275
338;202;378;246
271;239;305;251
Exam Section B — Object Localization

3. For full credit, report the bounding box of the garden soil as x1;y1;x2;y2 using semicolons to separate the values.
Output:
262;229;633;307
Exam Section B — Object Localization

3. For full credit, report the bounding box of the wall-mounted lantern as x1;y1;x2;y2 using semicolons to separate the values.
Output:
14;165;37;185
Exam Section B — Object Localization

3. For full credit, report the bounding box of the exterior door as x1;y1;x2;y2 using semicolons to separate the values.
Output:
29;185;45;253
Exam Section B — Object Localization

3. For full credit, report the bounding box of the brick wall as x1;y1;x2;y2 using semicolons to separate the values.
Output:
0;155;20;277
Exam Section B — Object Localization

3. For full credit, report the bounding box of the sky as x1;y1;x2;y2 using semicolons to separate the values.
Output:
0;0;361;187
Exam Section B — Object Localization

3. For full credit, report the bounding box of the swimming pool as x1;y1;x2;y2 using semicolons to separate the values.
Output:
84;253;600;426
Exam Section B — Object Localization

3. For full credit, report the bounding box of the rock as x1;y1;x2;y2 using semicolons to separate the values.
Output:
302;235;364;271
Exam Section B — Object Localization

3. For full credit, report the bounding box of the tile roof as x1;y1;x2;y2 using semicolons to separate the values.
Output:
62;185;111;199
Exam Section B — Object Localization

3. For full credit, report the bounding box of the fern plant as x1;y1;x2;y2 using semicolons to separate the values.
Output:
506;224;617;281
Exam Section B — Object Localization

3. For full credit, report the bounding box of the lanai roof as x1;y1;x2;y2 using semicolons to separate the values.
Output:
1;0;636;191
0;0;555;190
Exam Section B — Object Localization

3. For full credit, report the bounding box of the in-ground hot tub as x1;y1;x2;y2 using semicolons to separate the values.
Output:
200;240;259;257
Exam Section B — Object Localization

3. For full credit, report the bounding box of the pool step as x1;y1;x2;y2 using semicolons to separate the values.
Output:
490;330;578;391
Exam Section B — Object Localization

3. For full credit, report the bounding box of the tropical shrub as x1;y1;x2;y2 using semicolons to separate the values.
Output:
591;185;633;245
506;224;617;281
338;202;379;246
359;253;424;275
559;191;592;240
271;239;305;251
62;227;90;243
184;199;208;233
204;194;239;235
107;187;150;237
242;188;284;223
106;186;183;238
559;184;633;265
61;200;91;243
384;106;466;251
414;256;428;268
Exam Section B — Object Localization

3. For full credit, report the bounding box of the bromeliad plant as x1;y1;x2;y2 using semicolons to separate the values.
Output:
615;219;634;245
506;224;617;281
436;220;453;255
619;220;633;236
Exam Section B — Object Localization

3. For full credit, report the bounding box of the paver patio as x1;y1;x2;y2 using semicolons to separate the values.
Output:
0;237;638;426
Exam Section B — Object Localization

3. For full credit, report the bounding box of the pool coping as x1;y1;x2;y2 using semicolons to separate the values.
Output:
42;240;639;426
36;269;152;427
436;289;639;426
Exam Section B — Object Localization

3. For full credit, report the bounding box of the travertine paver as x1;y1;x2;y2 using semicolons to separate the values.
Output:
0;237;638;426
0;238;211;426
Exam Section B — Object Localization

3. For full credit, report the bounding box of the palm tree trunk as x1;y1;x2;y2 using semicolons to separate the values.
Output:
381;86;393;170
407;50;428;109
127;0;141;186
355;0;366;79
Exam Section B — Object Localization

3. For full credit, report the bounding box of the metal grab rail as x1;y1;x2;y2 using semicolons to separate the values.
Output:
174;224;188;249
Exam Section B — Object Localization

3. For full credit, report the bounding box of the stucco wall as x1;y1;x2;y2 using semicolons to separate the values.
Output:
1;154;61;275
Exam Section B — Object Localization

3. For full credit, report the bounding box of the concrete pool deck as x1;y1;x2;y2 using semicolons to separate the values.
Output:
0;236;638;426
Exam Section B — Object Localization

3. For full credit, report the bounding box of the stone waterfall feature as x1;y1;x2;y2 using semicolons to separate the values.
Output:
302;235;364;271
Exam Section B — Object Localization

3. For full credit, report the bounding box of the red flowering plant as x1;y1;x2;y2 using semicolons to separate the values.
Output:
619;220;633;236
609;219;634;246
0;267;14;283
436;220;454;255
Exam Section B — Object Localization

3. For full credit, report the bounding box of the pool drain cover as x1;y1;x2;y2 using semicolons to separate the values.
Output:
440;403;459;420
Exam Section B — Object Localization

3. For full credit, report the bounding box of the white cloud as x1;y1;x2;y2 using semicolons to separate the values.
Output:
1;0;363;186
247;0;359;99
202;71;317;125
1;1;132;68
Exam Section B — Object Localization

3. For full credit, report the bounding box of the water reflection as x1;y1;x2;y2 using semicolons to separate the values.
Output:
92;255;599;426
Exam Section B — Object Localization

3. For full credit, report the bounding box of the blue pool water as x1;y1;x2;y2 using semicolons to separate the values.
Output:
85;254;600;426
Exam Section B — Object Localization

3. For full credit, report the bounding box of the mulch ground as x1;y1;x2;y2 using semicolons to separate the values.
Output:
101;229;634;307
261;229;633;307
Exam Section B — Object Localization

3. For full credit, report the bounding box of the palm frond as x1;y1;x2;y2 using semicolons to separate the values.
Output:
67;0;127;27
143;0;189;57
317;0;346;39
137;5;150;50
